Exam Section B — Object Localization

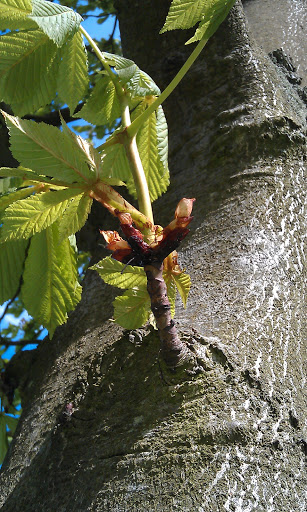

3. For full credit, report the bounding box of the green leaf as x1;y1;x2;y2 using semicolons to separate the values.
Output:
21;223;82;337
0;176;23;196
1;188;83;242
160;0;236;45
103;52;161;97
0;414;8;464
77;75;121;127
0;0;36;31
57;194;92;241
57;30;88;113
128;103;169;201
29;0;82;47
0;186;34;211
99;143;131;183
113;288;151;329
156;105;169;169
5;414;19;435
173;271;191;307
3;113;96;183
0;30;59;116
0;239;28;304
163;272;176;317
91;256;147;290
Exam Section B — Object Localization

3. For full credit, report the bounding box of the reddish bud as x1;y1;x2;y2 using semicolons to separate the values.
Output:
100;230;131;252
175;198;196;219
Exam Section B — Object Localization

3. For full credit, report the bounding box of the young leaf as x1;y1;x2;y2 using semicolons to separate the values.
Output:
113;288;151;329
0;186;34;211
91;256;147;290
172;271;191;307
163;272;176;317
21;223;82;337
57;30;88;113
0;176;23;196
103;52;161;97
57;194;92;241
0;30;59;116
29;0;83;47
77;75;121;127
0;239;28;304
156;106;169;169
128;103;169;201
0;414;8;464
3;113;96;184
99;143;131;183
0;0;36;31
160;0;236;45
1;188;83;242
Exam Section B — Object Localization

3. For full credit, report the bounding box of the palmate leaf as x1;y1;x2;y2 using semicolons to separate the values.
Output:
113;288;151;329
29;0;82;47
128;102;169;201
57;30;88;113
57;194;92;241
3;113;96;184
161;0;236;44
0;29;60;116
91;256;147;290
99;143;131;183
21;222;82;337
0;239;28;304
77;75;121;127
0;166;76;187
103;52;161;97
0;0;36;31
172;271;191;307
1;188;83;242
0;185;34;211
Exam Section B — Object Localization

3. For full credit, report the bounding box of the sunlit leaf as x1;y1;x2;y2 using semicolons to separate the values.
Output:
0;0;36;31
57;193;92;241
113;288;151;329
91;256;147;290
1;188;83;241
29;0;82;47
57;30;88;112
77;75;121;127
0;239;28;304
21;223;82;337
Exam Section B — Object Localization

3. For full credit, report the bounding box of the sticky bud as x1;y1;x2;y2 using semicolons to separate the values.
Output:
117;212;133;225
100;230;131;251
175;198;196;219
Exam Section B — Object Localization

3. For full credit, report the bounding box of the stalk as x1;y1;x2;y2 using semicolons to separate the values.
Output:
80;26;154;230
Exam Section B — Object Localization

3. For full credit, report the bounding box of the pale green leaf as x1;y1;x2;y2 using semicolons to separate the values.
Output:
0;239;28;304
160;0;236;45
156;105;169;169
91;256;147;290
57;30;88;112
0;30;59;116
5;414;19;435
0;185;34;211
103;52;161;97
128;104;169;201
113;288;151;329
0;166;75;188
1;188;83;242
0;414;8;463
57;194;92;241
3;113;96;183
77;75;121;127
99;143;131;183
173;271;191;307
29;0;82;47
0;0;36;31
161;0;208;32
0;176;23;195
21;223;82;337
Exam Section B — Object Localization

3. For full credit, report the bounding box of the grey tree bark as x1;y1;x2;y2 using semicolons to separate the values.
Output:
0;1;306;511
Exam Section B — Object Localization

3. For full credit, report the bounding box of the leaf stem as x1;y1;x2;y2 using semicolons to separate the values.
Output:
127;36;208;138
80;25;154;231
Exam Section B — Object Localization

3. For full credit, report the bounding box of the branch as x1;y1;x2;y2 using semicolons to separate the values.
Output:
23;104;84;126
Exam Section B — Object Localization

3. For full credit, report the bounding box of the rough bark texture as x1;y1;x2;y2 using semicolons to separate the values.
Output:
0;1;306;511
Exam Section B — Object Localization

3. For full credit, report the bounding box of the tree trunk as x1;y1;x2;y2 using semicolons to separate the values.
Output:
0;1;306;510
